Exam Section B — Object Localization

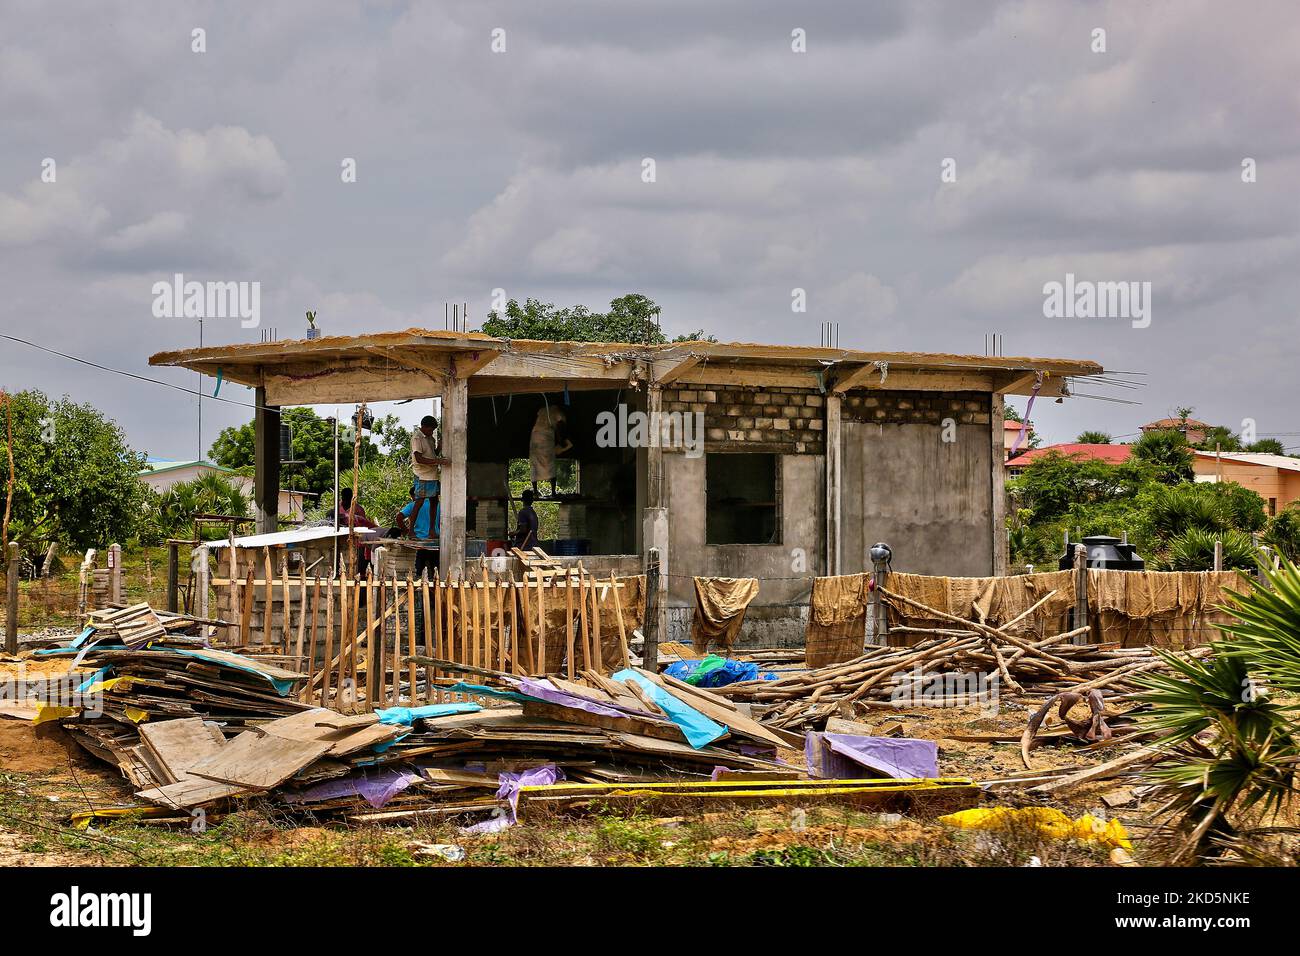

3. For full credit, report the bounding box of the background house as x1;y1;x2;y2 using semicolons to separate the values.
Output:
1140;416;1212;444
1006;443;1132;477
138;458;315;522
1193;451;1300;515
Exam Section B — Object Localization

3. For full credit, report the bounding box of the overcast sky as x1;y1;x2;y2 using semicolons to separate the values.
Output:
2;0;1297;456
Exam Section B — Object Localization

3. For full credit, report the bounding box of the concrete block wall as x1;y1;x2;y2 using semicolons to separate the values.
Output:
841;390;991;427
661;385;825;454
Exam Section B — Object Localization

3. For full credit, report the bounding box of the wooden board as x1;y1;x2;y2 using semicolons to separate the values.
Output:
135;777;251;809
138;717;228;784
256;707;404;757
187;730;331;789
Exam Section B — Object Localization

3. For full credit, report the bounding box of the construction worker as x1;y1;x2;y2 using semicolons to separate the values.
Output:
513;488;539;550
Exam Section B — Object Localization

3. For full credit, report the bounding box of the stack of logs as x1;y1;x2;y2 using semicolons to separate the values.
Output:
715;585;1212;729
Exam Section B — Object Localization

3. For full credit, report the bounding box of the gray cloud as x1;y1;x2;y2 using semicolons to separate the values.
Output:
0;0;1298;457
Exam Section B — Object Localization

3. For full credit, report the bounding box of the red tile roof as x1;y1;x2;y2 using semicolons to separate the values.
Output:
1007;443;1133;466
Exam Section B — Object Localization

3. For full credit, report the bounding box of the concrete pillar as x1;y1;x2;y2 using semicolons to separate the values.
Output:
438;375;468;578
254;386;281;534
990;393;1008;575
824;393;842;577
642;385;669;657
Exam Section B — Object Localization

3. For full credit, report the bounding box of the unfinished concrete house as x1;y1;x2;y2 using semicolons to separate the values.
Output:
149;331;1101;645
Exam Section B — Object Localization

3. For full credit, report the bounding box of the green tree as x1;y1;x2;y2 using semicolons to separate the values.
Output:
1263;506;1300;562
1193;425;1241;452
1075;430;1112;443
481;294;712;345
210;407;395;499
138;474;250;544
1131;428;1194;484
1245;438;1287;455
1;389;145;557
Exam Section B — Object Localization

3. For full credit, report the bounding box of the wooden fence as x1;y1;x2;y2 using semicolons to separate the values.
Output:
209;565;646;712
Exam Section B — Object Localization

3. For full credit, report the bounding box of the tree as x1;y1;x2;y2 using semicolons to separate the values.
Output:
210;407;398;499
1263;505;1300;562
1245;438;1287;455
1193;425;1241;452
138;474;250;544
481;294;712;345
1076;430;1112;444
2;389;145;556
1131;428;1194;484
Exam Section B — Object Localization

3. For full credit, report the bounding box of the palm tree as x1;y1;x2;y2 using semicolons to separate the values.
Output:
1137;558;1300;863
1076;430;1112;444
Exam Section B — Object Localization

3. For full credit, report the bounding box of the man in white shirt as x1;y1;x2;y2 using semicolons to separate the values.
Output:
409;415;451;539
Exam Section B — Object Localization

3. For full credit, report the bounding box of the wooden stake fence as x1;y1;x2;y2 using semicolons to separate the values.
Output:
209;565;643;713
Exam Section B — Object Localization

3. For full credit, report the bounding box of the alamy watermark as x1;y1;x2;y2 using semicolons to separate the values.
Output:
1042;272;1151;329
595;403;704;458
152;273;261;328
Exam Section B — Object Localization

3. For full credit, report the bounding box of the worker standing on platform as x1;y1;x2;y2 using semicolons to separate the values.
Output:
409;414;451;544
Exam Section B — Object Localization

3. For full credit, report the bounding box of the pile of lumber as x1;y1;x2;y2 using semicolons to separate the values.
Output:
86;604;170;647
713;589;1213;730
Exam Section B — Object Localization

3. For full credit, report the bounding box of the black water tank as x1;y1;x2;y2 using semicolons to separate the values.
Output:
1059;534;1145;570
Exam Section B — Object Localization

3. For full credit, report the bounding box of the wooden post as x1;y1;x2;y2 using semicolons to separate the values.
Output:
166;540;180;613
192;545;210;636
870;561;890;646
108;543;122;605
1213;538;1224;572
644;548;661;671
5;541;18;655
253;386;281;535
321;578;335;707
1073;543;1090;646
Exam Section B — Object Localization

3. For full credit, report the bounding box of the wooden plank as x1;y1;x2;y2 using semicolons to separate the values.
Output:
187;730;330;789
535;576;547;675
610;573;631;669
136;777;250;809
422;574;435;703
137;717;227;784
365;572;376;709
239;565;254;645
407;575;418;703
306;576;321;702
262;547;274;646
565;565;575;678
259;707;403;756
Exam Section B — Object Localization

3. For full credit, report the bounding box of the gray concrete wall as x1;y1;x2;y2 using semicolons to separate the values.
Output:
840;419;993;576
663;451;823;647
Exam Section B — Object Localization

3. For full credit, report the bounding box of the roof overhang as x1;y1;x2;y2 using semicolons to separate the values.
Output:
149;328;1104;406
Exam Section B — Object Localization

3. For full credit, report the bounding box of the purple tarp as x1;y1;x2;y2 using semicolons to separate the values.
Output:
284;769;423;809
462;763;564;834
805;733;938;780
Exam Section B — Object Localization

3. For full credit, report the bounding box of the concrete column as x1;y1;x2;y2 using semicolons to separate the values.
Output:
438;375;468;578
824;393;842;577
990;393;1008;575
642;385;669;655
254;386;281;534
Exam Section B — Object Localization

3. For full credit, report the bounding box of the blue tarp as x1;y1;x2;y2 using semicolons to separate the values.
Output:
612;669;727;749
374;702;482;726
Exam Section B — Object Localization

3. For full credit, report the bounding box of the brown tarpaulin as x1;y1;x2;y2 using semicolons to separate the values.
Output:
690;576;760;652
1089;569;1246;648
806;573;868;668
883;568;1250;650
